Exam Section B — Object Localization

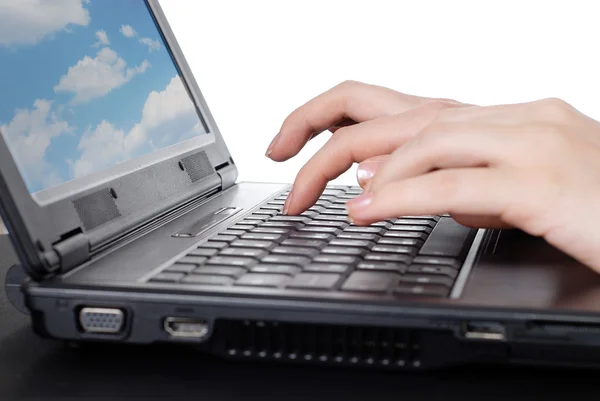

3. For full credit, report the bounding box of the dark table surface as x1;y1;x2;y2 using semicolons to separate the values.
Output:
0;235;597;400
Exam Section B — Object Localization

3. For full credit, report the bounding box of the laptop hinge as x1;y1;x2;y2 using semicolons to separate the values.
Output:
216;163;237;190
52;230;91;273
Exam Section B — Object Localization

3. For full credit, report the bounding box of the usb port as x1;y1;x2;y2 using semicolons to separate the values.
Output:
462;321;506;341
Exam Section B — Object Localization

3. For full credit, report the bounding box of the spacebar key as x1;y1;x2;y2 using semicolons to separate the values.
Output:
419;217;473;258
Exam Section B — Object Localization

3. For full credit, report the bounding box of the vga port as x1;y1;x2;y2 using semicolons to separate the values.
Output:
78;307;125;334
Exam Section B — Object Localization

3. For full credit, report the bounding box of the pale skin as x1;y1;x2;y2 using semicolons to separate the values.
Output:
265;80;600;274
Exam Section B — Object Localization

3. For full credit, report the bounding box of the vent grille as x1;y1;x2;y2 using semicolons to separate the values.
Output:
212;320;425;369
181;151;214;182
73;188;121;230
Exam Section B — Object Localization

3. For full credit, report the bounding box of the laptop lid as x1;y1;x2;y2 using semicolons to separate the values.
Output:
0;0;238;279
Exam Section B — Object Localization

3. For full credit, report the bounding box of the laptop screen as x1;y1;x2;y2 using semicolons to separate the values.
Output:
0;0;208;194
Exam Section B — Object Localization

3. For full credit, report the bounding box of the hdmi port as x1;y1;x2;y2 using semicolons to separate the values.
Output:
462;321;506;341
164;317;210;340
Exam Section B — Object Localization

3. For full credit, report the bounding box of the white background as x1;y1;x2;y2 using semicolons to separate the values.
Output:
160;0;600;186
2;0;600;234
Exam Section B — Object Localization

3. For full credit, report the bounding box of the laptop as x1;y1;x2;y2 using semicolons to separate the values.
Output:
3;0;600;371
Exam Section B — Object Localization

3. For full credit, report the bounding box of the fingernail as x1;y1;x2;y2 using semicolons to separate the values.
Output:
282;189;293;215
346;192;374;213
266;132;281;158
356;160;384;187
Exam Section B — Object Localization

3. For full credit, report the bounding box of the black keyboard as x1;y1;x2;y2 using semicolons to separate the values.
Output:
148;186;477;298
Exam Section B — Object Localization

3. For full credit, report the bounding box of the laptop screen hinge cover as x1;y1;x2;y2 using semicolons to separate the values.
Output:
216;163;237;190
52;231;91;273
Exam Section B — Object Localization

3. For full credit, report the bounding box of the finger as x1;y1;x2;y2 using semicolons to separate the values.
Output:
367;123;520;194
347;168;518;225
329;118;359;133
268;80;434;161
356;155;389;187
283;101;457;215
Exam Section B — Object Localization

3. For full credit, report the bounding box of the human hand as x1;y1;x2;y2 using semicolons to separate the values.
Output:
268;81;600;273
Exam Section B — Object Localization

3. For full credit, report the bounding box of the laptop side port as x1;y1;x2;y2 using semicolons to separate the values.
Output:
461;321;506;341
78;307;125;334
164;317;210;340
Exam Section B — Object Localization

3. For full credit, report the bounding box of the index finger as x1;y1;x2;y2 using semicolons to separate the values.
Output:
267;80;432;161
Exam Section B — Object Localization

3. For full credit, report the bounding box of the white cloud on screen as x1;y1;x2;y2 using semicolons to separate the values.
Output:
120;24;136;38
0;0;90;46
53;47;150;104
0;99;70;190
139;37;161;52
93;30;110;47
72;76;204;178
119;23;161;53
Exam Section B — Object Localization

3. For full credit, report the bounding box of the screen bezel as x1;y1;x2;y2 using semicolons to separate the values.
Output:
0;0;238;277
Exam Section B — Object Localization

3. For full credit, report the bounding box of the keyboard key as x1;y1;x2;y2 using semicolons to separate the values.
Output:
236;221;261;227
308;206;326;213
220;248;268;259
262;255;312;267
199;241;228;250
270;216;312;224
251;264;301;275
188;248;219;257
337;232;382;242
401;215;440;221
321;209;348;216
272;246;320;258
321;246;366;257
338;194;359;200
394;219;437;228
281;238;328;249
177;256;208;266
313;255;360;265
318;195;338;202
341;271;398;293
299;226;342;235
222;229;247;237
304;264;353;274
314;214;350;222
344;226;386;235
389;225;432;233
287;273;342;290
241;233;285;242
290;232;336;241
261;205;284;211
268;199;286;205
383;231;428;241
235;273;289;288
408;264;459;278
413;256;462;268
206;256;258;267
300;211;319;218
377;238;423;247
322;189;345;197
314;200;333;207
371;245;417;255
165;263;198;274
394;284;449;297
212;234;238;243
254;210;278;217
327;204;349;210
357;262;407;274
305;220;348;229
364;253;412;264
230;239;277;251
193;265;247;277
150;272;184;283
419;217;473;258
399;274;454;287
244;216;268;222
329;239;375;248
181;275;234;286
369;221;393;229
261;221;304;230
252;227;291;235
230;224;255;231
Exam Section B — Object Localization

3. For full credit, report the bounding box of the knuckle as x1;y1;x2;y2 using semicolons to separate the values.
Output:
532;97;575;122
337;79;362;91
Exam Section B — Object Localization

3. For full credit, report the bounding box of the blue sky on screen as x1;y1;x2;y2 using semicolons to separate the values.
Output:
0;0;206;193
